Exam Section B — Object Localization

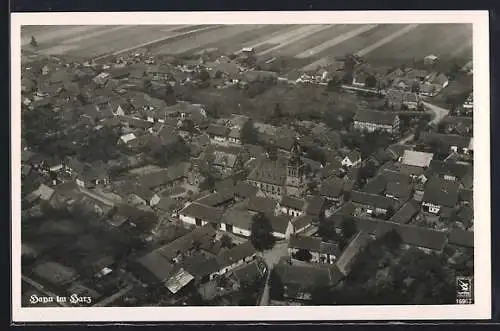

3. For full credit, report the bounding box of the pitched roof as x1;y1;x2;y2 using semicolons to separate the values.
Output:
288;235;321;251
305;196;326;216
397;224;448;250
351;191;399;210
179;202;223;224
280;195;305;211
215;241;256;269
274;262;333;289
206;124;229;137
422;176;460;207
221;208;254;230
389;201;419;224
267;214;292;234
385;181;412;199
247;159;287;186
233;259;267;284
320;177;345;199
354;110;398;126
196;189;234;207
421;132;471;149
292;215;315;231
234;182;258;199
401;150;434;168
246;196;277;214
362;176;387;195
213;151;238;168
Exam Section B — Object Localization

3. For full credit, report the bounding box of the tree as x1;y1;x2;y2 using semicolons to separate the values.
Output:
365;75;377;88
250;212;276;252
240;119;259;145
327;77;341;91
340;217;358;241
30;36;38;48
269;269;284;300
305;146;326;165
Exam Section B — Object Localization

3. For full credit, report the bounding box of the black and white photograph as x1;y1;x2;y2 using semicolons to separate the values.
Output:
11;11;491;322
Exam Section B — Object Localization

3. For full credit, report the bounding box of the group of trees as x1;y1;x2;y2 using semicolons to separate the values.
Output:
240;119;259;145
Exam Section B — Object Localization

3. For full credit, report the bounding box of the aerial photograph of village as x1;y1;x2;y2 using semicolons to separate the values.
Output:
20;23;474;307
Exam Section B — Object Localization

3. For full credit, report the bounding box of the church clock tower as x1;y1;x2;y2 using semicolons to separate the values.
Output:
286;140;306;197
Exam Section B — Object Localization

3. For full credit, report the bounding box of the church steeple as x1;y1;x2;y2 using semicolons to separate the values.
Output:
286;139;306;197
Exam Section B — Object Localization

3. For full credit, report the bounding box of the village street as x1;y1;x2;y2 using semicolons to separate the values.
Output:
258;241;289;306
396;101;450;145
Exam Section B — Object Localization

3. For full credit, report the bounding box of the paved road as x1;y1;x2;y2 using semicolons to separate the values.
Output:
259;241;289;306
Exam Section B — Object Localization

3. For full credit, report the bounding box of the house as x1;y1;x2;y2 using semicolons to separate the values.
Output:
386;91;420;110
74;164;110;188
131;187;161;207
424;54;439;65
292;215;315;234
422;176;460;214
304;196;326;220
384;181;412;202
234;181;258;201
426;160;472;183
232;258;268;287
268;214;294;239
353;110;400;133
178;202;224;227
319;177;346;204
421;133;472;155
25;184;55;204
401;150;434;168
214;241;257;276
351;190;399;217
211;150;242;176
196;189;235;208
430;73;449;89
288;235;340;264
246;196;277;215
279;195;305;217
351;70;370;87
341;150;361;168
448;229;474;248
220;208;254;237
397;224;448;252
33;261;79;287
206;124;229;145
389;200;419;224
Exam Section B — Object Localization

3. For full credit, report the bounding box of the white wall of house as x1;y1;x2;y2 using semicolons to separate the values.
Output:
50;165;64;172
210;136;227;144
76;178;85;188
232;226;251;237
422;202;441;214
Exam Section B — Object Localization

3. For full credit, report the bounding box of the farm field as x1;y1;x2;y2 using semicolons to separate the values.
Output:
22;23;473;73
364;24;473;66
